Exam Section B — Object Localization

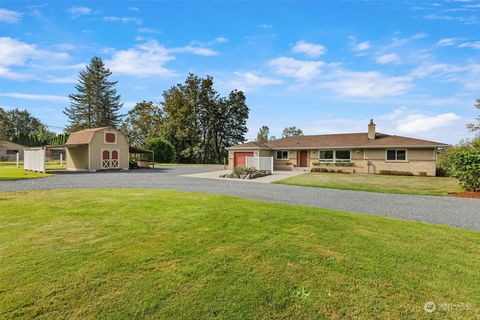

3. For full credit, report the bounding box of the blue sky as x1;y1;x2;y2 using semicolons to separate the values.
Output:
1;1;480;143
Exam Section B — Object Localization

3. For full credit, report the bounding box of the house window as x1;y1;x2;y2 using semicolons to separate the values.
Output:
276;150;289;160
319;150;334;162
386;149;407;161
105;132;116;144
6;150;19;154
319;150;351;163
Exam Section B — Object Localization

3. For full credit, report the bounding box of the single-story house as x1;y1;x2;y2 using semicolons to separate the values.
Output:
227;120;448;176
65;127;129;171
0;140;25;161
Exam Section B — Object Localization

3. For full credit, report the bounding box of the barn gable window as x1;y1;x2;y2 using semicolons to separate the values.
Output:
105;132;116;144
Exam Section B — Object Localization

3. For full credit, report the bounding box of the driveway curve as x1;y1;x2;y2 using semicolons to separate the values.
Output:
1;166;479;231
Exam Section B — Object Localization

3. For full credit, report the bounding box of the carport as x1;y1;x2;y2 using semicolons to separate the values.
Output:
129;146;155;168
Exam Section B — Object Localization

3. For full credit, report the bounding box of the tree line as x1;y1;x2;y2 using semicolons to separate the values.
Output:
63;57;249;164
255;125;303;143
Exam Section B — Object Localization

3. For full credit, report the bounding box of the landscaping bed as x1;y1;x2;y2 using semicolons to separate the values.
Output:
220;167;272;180
449;192;480;199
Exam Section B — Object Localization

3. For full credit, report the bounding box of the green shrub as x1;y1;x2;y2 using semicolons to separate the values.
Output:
311;167;328;172
334;162;355;167
419;172;427;177
450;150;480;192
233;166;256;175
144;138;176;163
378;170;414;176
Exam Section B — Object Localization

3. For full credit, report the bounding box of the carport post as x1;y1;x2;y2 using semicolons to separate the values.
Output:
152;151;154;168
60;153;63;167
16;153;19;168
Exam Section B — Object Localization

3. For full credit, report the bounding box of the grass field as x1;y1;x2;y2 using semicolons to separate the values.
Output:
0;189;478;319
0;166;52;180
275;172;462;196
0;161;65;180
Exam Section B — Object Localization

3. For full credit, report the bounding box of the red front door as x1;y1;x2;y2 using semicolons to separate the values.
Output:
299;150;308;167
234;152;254;167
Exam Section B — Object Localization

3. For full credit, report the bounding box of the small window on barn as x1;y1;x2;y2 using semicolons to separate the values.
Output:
6;150;19;154
105;132;116;144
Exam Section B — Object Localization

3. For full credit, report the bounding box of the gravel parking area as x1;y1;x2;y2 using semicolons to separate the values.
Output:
1;165;479;231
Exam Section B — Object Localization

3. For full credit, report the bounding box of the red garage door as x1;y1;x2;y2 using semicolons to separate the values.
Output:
234;152;254;167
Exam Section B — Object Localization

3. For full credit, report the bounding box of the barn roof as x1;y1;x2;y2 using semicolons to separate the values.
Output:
65;127;110;146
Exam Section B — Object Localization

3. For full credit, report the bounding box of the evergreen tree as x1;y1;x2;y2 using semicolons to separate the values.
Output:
65;57;122;132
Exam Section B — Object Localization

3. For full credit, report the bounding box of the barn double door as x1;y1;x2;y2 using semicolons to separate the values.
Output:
102;150;119;169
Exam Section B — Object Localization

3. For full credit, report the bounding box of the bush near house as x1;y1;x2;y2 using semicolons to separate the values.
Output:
144;138;176;163
312;162;355;167
450;150;480;192
378;170;414;176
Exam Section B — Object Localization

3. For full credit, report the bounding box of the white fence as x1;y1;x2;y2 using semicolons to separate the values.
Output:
24;147;46;173
246;156;274;172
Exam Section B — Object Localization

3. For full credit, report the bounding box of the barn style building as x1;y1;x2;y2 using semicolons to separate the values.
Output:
65;127;129;171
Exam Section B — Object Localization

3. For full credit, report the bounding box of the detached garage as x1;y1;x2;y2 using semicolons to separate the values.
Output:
65;127;129;171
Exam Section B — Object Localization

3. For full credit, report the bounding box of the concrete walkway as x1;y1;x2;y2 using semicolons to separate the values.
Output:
181;169;305;183
1;165;479;231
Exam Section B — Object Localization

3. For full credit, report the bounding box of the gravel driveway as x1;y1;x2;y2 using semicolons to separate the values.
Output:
1;165;479;231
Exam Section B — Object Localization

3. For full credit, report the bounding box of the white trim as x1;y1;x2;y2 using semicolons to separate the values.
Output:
385;149;408;162
275;150;289;160
100;148;120;169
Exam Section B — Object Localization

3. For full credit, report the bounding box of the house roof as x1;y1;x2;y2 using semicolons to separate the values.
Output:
228;133;448;150
65;127;110;146
228;141;271;149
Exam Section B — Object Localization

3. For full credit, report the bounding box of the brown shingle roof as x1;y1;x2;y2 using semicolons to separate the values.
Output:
229;133;447;150
65;127;109;145
228;141;270;149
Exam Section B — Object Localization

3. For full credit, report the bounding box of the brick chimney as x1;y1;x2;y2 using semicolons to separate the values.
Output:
368;119;376;140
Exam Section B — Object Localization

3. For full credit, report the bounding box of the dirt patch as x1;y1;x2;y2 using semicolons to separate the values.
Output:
449;192;480;199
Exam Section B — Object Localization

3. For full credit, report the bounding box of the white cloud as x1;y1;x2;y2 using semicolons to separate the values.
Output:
0;67;34;80
107;40;219;77
319;71;412;98
435;38;457;46
44;76;77;84
0;8;21;23
67;7;92;17
0;92;68;102
355;41;370;51
376;53;400;64
258;24;272;29
269;57;325;81
396;112;461;134
138;27;162;34
129;7;140;12
292;41;327;57
107;40;175;77
229;71;281;91
170;45;218;56
103;16;142;24
458;41;480;49
209;37;228;44
0;37;69;80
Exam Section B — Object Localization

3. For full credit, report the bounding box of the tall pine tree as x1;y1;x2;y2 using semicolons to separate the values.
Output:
64;57;122;132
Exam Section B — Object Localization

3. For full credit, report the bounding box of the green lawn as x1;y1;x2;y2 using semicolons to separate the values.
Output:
275;172;462;196
0;165;52;180
0;189;478;319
